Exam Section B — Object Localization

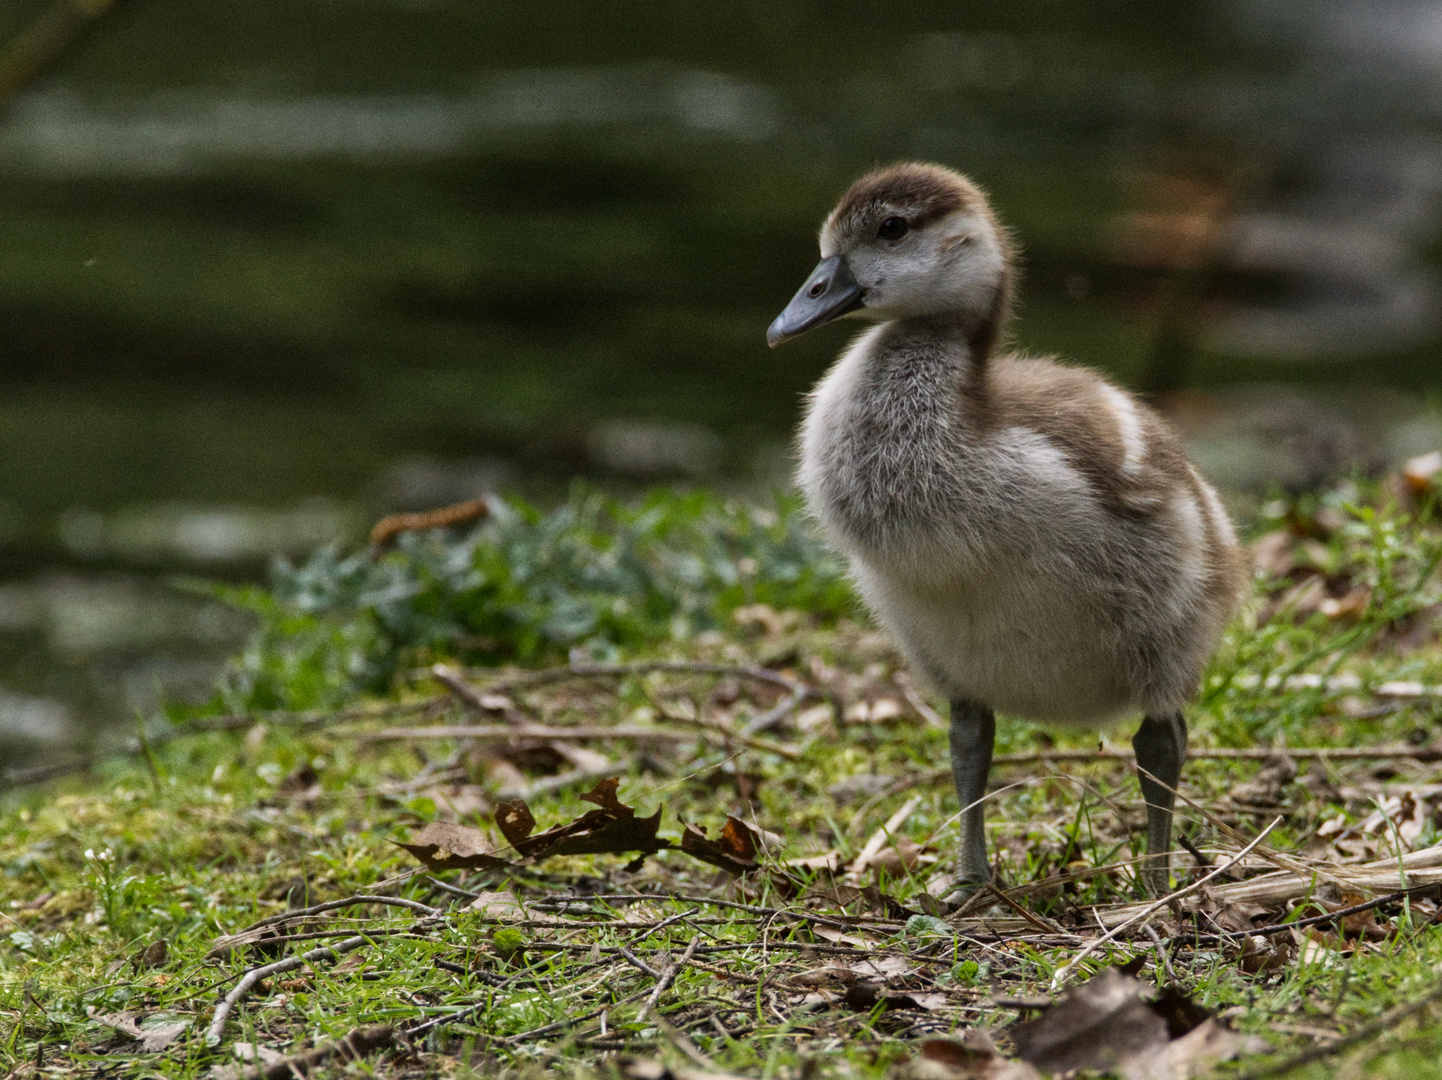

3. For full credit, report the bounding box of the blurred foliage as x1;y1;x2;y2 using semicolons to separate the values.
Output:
213;486;852;711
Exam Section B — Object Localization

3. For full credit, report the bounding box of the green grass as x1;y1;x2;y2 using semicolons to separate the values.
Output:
2;482;1441;1079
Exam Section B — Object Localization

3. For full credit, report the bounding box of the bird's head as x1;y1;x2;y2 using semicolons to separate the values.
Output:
767;162;1012;346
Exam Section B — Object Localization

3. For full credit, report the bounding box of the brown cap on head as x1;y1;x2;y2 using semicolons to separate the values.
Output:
826;162;992;236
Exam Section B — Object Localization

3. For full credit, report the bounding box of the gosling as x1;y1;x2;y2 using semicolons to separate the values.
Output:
769;163;1246;897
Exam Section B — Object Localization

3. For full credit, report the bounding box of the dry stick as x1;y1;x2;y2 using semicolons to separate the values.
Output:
447;659;803;696
1179;885;1437;946
360;724;702;744
741;680;810;736
207;935;373;1045
1006;745;1442;767
636;936;704;1024
850;796;922;874
234;1025;396;1080
528;891;910;933
879;745;1442;805
899;683;948;731
1049;816;1282;992
617;947;663;979
971;883;1081;941
652;1013;722;1071
515;764;625;801
228;895;440;936
401;692;799;760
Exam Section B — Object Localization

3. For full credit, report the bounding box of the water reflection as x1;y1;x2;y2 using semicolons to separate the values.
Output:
1;0;1441;770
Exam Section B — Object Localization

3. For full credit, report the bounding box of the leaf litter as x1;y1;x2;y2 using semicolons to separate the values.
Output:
5;477;1442;1079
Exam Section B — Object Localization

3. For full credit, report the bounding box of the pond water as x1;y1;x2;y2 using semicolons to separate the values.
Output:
2;0;1441;772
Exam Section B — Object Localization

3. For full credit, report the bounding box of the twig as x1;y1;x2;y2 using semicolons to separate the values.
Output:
617;947;663;979
528;891;898;932
431;664;514;717
1143;923;1176;982
207;935;372;1045
996;745;1442;764
370;498;489;551
1177;831;1213;868
636;936;703;1024
362;719;796;759
899;683;949;731
971;883;1081;940
653;1013;722;1070
443;659;803;697
740;680;810;736
359;724;700;743
220;894;440;940
235;1025;395;1080
894;746;1442;788
513;764;627;800
849;796;921;875
1050;816;1282;991
1178;885;1436;945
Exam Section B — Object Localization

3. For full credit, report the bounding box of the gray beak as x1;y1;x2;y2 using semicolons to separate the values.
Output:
766;255;865;347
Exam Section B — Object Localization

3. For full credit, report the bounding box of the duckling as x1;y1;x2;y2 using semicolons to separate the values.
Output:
769;163;1246;897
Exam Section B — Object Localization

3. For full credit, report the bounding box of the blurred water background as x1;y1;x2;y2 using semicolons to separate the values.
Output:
2;0;1442;770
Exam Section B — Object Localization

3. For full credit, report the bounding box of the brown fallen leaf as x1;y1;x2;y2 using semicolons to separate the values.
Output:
860;885;921;920
468;891;525;920
617;1055;754;1080
811;924;880;949
1009;968;1242;1080
891;1033;1042;1079
86;1007;189;1052
679;816;760;875
843;981;949;1012
134;940;168;969
393;821;512;871
495;778;670;862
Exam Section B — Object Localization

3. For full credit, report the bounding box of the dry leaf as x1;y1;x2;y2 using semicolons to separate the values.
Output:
843;981;949;1012
811;924;879;949
232;1042;286;1065
394;821;512;871
891;1033;1043;1079
679;816;760;875
1402;450;1442;496
859;885;921;920
495;778;669;862
417;783;490;822
849;954;915;981
1154;1018;1269;1078
87;1008;189;1052
1227;755;1297;809
468;891;525;919
1008;968;1231;1080
617;1055;755;1080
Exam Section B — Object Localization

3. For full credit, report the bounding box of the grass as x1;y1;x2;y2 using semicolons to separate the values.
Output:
1;481;1441;1079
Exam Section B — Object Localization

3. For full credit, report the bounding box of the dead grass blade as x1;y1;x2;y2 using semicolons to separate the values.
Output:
1053;816;1282;989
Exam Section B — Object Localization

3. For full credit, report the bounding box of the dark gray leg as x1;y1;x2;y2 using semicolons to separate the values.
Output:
1132;712;1187;897
949;700;996;894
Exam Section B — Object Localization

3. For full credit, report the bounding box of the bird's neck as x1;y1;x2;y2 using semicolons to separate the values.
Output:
863;306;998;416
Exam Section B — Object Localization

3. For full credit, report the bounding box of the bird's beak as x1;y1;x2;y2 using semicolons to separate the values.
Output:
766;255;865;347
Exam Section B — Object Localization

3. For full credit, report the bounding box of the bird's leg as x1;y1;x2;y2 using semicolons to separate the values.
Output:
949;699;996;897
1132;711;1187;897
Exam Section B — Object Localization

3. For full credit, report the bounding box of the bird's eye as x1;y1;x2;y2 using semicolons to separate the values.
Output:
877;216;910;241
